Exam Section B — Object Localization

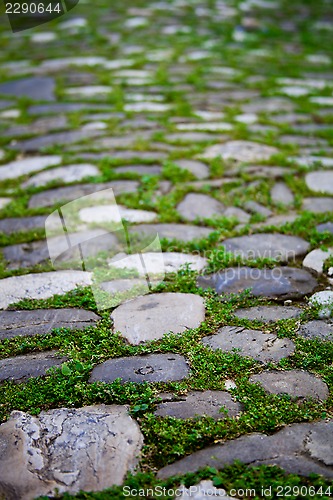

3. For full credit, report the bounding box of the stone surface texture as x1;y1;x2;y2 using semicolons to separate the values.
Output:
0;405;143;500
111;293;205;344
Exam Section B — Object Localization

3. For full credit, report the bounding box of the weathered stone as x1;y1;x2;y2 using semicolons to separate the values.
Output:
155;391;242;420
0;309;99;340
0;351;66;383
3;230;118;269
111;293;205;344
197;267;318;300
298;320;333;340
309;291;333;319
270;182;294;206
79;205;157;224
129;224;214;242
0;77;55;101
90;353;190;383
108;252;207;275
317;222;333;234
0;405;143;499
257;214;298;228
0;216;47;235
175;159;209;179
201;141;278;163
22;164;99;188
0;156;61;181
234;306;302;322
202;326;295;363
250;370;329;400
0;271;92;310
221;234;309;262
302;197;333;213
157;420;333;479
177;194;225;221
28;181;139;208
306;171;333;195
100;279;146;294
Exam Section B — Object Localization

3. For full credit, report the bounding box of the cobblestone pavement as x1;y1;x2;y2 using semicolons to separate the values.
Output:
0;0;333;498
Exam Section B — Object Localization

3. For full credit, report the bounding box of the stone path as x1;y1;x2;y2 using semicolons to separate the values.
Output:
0;0;333;496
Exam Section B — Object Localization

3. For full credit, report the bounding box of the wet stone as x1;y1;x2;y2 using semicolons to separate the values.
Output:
129;223;214;242
89;353;190;384
221;233;309;263
0;309;100;340
0;351;67;384
0;405;143;498
202;326;295;364
0;77;55;101
0;271;92;310
197;267;318;300
111;293;205;344
250;370;329;400
234;306;302;322
28;181;139;208
155;390;242;420
298;320;333;340
157;420;333;480
177;193;225;221
201;140;278;163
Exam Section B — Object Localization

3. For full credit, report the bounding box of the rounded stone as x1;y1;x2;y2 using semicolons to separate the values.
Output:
201;140;278;163
197;267;318;300
155;390;242;420
177;193;225;221
306;171;333;194
222;233;310;263
234;306;302;322
298;320;333;340
89;353;190;384
303;248;333;275
309;291;333;318
0;271;92;310
0;405;143;498
108;252;207;276
111;293;205;344
202;326;295;364
250;370;329;400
